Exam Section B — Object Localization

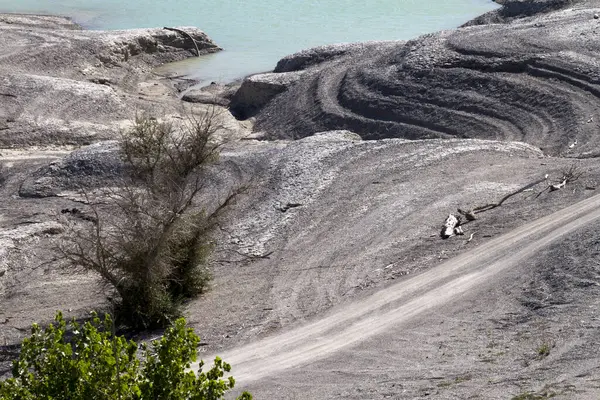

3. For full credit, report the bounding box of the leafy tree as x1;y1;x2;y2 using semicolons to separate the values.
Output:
0;312;251;400
58;110;240;329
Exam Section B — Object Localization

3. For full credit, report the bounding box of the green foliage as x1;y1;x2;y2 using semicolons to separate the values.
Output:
536;341;554;359
0;312;251;400
122;113;220;195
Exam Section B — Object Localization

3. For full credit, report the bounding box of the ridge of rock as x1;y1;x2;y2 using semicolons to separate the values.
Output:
0;14;221;146
239;0;600;157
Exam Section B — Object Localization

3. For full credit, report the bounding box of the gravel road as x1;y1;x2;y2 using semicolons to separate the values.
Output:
199;192;600;386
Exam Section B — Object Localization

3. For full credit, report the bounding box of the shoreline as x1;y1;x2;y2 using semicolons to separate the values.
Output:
0;0;501;86
0;13;226;148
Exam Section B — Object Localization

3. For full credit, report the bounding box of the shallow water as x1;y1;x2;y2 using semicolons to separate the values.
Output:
0;0;499;84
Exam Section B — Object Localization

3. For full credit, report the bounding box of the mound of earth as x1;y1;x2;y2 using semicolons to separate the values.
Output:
0;14;221;146
236;0;600;156
190;133;600;399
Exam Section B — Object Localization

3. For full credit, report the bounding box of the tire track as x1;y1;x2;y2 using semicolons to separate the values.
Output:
197;193;600;383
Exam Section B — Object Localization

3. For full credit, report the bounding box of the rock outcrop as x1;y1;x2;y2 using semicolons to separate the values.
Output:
0;14;220;75
239;0;600;156
465;0;575;25
230;71;305;118
0;14;221;146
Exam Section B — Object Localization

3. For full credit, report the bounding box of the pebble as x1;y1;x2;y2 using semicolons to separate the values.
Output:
594;13;599;19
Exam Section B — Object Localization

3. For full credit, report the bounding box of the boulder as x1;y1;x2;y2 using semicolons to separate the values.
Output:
229;71;304;119
19;141;123;198
181;83;238;106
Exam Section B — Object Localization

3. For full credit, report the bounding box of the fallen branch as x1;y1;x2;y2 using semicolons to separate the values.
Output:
163;27;201;56
457;208;477;221
444;176;559;240
550;179;567;191
464;178;547;215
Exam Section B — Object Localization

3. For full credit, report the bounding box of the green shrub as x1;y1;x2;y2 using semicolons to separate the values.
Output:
59;110;235;329
536;340;554;359
0;312;251;400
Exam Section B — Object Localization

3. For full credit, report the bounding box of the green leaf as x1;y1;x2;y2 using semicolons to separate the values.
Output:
1;312;248;400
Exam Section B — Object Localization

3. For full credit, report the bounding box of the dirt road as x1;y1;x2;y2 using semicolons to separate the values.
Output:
197;193;600;385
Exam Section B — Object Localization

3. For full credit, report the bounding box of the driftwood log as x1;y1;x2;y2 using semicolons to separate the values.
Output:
550;179;567;191
442;169;584;239
163;27;201;56
457;209;477;221
444;178;546;239
466;178;547;214
455;177;547;224
442;168;585;239
441;214;464;239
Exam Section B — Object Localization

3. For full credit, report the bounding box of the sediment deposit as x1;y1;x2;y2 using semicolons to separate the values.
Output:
237;0;600;157
0;14;220;146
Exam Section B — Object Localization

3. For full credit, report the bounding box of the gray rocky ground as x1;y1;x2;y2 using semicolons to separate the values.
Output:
3;1;600;399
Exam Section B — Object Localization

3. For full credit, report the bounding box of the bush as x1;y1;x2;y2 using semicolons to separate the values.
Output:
0;312;251;400
59;111;234;329
536;340;554;359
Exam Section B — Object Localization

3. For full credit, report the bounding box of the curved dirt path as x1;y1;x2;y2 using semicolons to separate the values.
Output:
199;193;600;384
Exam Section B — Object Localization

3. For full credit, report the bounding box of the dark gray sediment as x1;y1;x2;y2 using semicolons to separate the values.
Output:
232;0;600;157
465;0;575;25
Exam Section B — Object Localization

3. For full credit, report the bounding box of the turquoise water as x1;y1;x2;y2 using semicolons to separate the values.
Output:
0;0;499;84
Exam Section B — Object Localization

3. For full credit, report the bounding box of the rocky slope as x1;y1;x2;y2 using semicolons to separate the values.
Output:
234;0;600;157
0;14;221;147
0;13;240;348
466;0;576;25
3;2;600;399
